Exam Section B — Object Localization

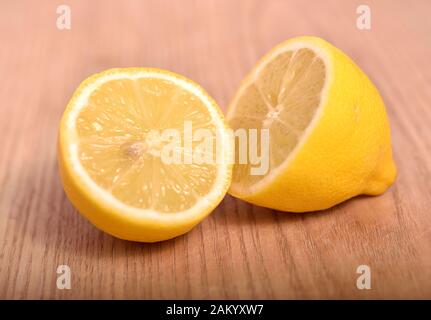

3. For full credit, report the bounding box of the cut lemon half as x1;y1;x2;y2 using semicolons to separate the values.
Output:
58;68;233;242
227;36;396;212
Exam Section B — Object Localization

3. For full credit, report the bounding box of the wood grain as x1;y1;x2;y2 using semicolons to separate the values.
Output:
0;0;430;299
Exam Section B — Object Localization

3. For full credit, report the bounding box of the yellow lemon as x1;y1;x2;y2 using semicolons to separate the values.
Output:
58;68;233;242
227;36;396;212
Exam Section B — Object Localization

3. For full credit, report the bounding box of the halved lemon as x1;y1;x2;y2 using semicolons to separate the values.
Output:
58;68;233;242
227;36;396;212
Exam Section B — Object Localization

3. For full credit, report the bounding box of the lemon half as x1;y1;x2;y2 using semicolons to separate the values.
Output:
227;36;396;212
58;68;233;242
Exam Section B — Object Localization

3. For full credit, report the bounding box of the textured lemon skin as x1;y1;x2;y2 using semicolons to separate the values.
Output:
58;68;232;242
229;36;397;212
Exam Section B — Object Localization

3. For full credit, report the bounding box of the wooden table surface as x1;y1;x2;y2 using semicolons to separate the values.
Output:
1;0;430;299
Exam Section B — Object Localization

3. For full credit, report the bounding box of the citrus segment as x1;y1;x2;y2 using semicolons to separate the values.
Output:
228;47;326;191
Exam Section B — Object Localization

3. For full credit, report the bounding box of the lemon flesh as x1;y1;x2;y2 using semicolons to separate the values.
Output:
227;36;396;212
77;77;218;212
58;68;232;242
